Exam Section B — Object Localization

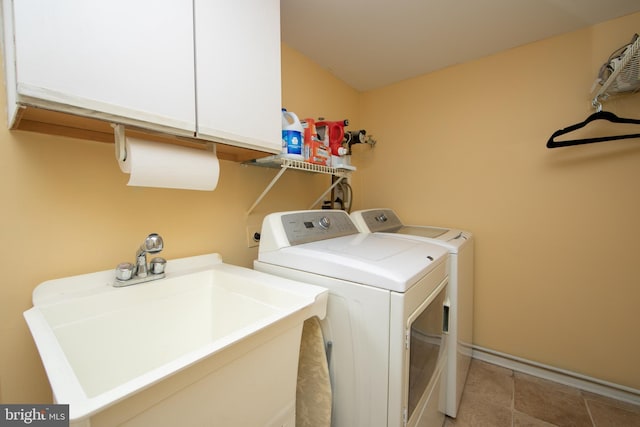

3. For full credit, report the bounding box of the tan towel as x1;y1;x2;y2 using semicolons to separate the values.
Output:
296;317;332;427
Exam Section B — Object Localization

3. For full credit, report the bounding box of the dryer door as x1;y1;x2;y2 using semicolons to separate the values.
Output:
406;283;449;425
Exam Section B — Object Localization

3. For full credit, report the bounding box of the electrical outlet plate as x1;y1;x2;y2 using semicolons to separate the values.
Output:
246;225;261;248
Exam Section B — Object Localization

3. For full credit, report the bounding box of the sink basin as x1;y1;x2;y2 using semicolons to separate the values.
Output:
24;253;328;426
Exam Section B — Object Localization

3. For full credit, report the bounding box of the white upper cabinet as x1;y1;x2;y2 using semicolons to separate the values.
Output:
194;0;282;153
7;0;197;136
2;0;282;154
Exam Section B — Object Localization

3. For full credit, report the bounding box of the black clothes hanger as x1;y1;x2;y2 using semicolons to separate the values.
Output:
546;110;640;148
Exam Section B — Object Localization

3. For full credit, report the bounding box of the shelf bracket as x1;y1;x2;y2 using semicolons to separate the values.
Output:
308;176;344;209
247;165;289;215
245;156;354;216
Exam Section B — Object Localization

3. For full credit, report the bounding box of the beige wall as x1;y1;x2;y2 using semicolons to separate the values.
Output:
0;44;357;403
2;10;638;406
353;12;640;389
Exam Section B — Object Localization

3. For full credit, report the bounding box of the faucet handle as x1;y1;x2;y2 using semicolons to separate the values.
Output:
150;257;167;275
115;262;135;281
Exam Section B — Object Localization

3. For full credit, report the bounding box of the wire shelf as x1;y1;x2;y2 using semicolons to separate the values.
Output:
247;155;355;176
245;155;355;215
593;34;640;105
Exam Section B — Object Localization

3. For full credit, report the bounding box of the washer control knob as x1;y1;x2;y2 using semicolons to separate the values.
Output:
375;213;388;222
318;216;331;230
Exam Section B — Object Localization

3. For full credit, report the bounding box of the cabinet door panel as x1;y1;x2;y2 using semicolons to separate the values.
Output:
13;0;196;133
194;0;281;153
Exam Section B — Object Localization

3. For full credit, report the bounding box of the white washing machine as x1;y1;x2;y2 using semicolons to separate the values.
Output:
351;208;474;418
254;210;450;427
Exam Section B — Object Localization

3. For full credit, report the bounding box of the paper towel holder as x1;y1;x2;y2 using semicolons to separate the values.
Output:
113;123;127;162
111;123;216;162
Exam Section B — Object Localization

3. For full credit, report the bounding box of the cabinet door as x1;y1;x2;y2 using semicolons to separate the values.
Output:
194;0;282;153
12;0;196;134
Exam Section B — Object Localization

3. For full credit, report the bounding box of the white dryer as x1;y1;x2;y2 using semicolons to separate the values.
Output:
254;210;450;427
351;208;474;418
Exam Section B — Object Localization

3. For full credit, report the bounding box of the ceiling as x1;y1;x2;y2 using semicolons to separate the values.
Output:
280;0;640;92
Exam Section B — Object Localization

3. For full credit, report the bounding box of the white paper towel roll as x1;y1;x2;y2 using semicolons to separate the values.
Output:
118;137;219;191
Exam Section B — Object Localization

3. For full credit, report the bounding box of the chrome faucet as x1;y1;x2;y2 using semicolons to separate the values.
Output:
113;233;166;287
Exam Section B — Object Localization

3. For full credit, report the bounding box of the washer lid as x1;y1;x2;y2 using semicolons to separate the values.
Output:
258;232;448;292
397;225;449;239
351;209;472;247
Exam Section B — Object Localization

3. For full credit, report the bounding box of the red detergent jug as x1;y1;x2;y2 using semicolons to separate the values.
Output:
316;119;349;156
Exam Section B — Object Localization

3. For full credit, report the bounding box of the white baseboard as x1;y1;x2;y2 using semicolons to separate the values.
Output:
472;345;640;406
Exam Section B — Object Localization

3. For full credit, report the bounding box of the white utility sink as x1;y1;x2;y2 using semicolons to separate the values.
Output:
24;253;328;427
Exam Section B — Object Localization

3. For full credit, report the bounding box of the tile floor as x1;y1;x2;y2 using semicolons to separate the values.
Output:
444;359;640;427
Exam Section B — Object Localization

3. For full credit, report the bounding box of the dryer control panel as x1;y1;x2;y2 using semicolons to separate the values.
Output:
281;210;358;245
